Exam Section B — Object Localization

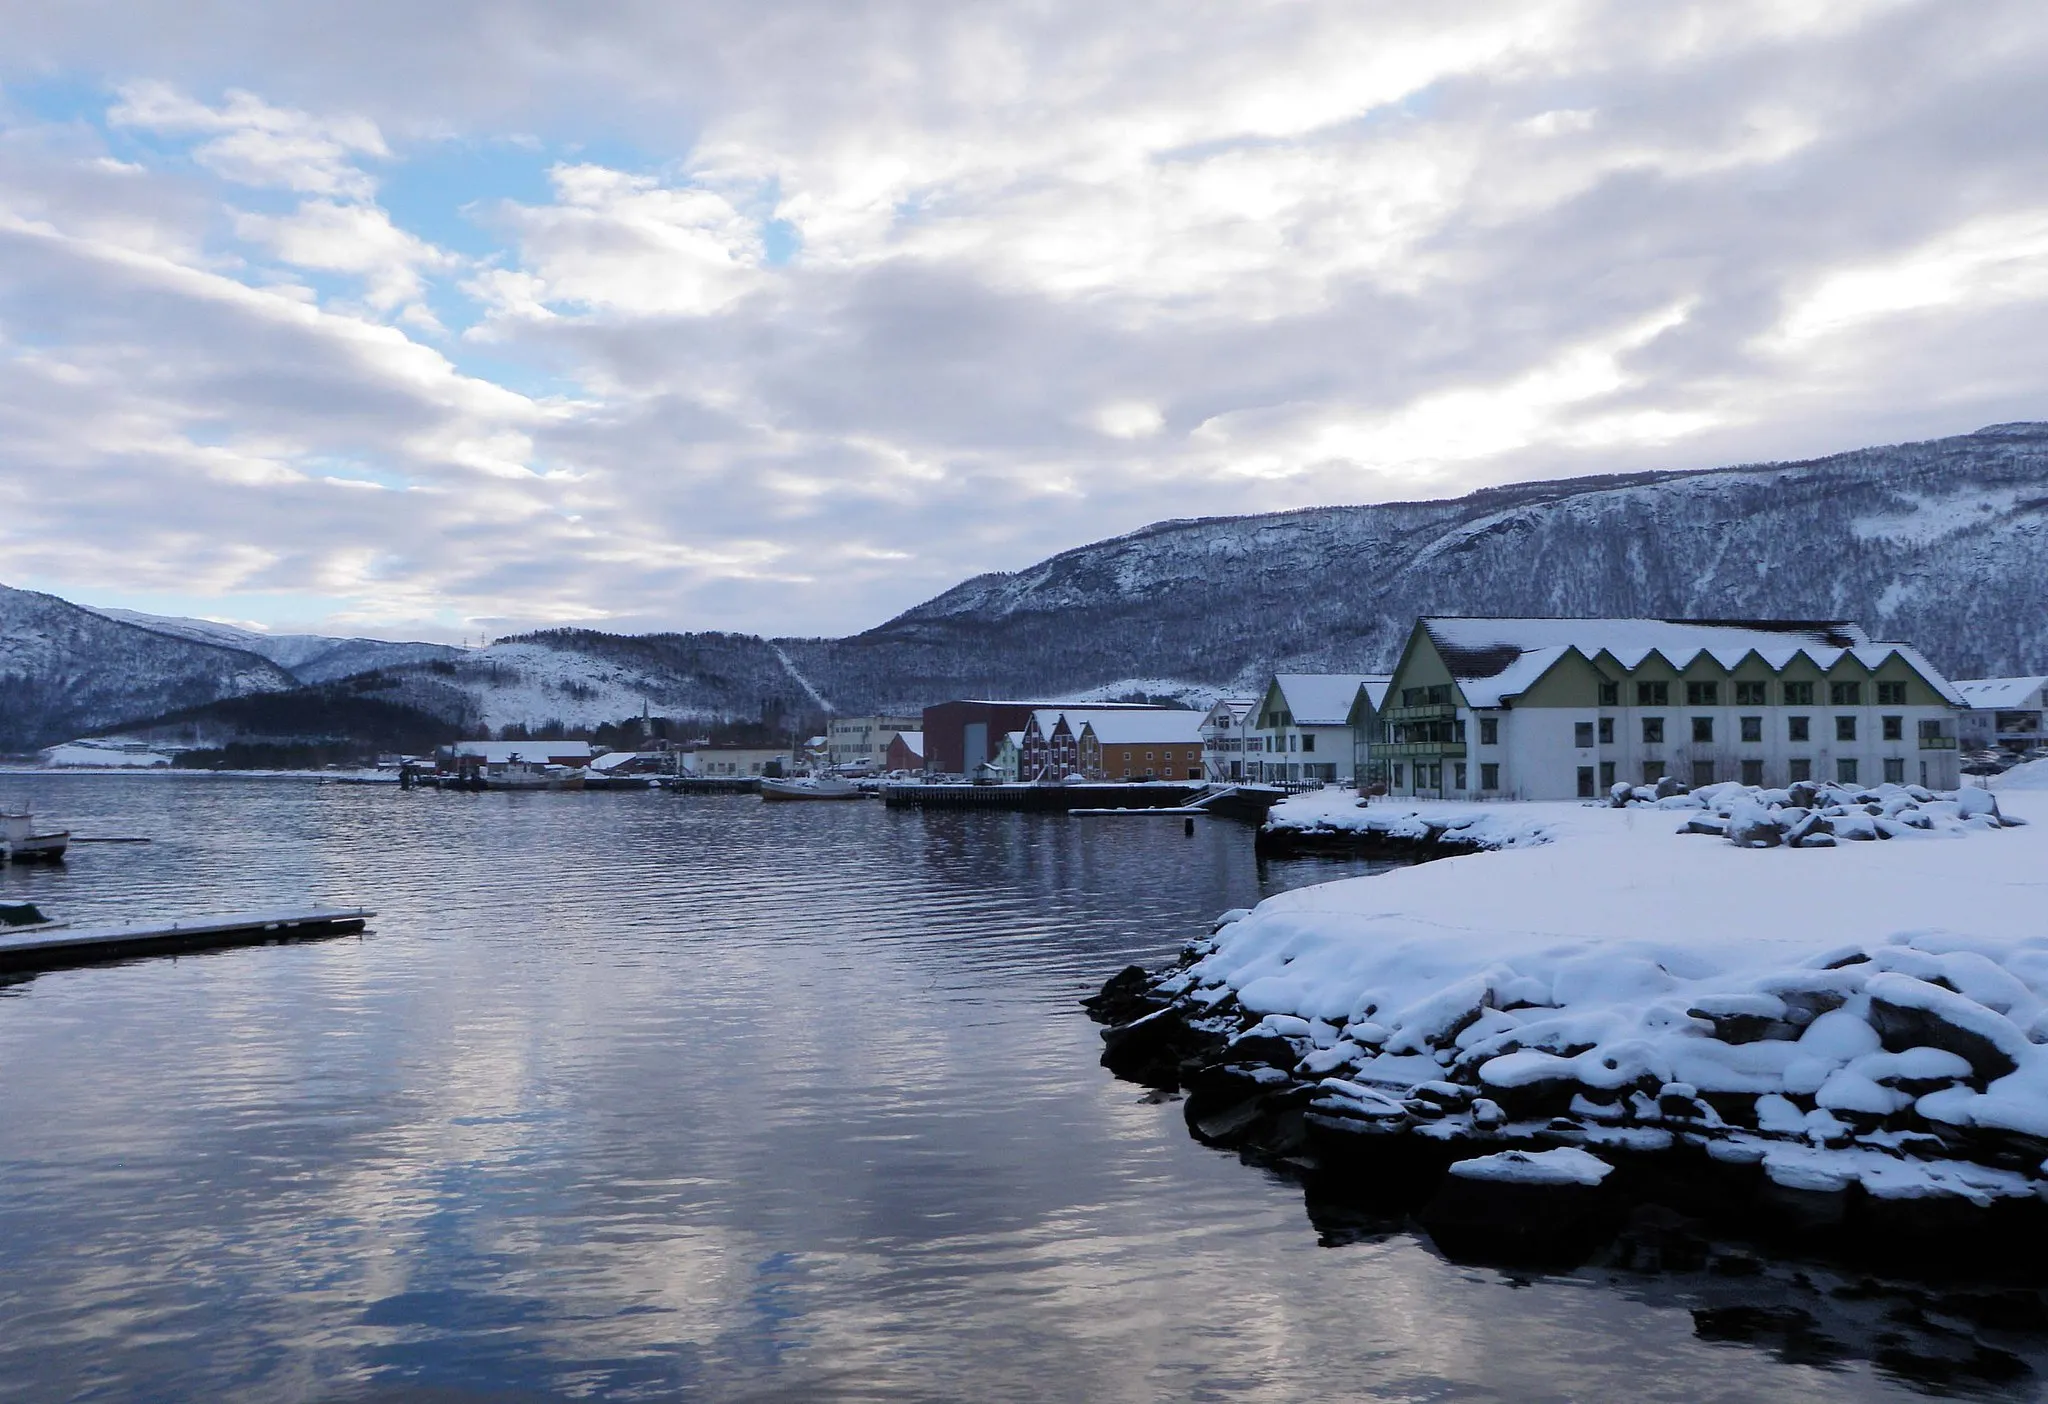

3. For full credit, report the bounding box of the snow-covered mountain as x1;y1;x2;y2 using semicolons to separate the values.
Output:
93;608;462;684
0;585;298;751
8;420;2048;749
803;420;2048;698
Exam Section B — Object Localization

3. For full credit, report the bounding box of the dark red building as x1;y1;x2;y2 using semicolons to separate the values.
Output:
920;700;1163;777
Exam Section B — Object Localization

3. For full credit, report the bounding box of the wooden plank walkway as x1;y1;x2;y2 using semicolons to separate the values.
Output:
0;907;374;976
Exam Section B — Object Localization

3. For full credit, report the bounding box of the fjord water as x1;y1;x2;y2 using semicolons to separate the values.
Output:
0;776;2027;1402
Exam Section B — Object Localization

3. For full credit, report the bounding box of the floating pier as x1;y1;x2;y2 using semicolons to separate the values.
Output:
880;781;1245;814
0;906;374;977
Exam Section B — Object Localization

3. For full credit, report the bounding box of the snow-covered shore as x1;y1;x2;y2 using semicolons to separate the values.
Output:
1094;783;2048;1269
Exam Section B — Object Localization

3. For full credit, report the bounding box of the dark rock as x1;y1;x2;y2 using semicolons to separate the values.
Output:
1082;963;1161;1021
1866;992;2021;1083
1227;1032;1302;1069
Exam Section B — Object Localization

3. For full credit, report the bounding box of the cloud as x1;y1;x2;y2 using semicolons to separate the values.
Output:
108;81;389;196
1;1;2047;644
236;198;455;311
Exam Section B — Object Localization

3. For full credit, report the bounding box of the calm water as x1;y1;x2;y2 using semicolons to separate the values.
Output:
0;774;2036;1402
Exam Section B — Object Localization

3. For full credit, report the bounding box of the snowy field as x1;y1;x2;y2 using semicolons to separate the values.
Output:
1156;766;2048;1206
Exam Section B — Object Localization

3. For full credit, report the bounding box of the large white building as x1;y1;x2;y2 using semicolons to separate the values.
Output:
826;714;921;771
1377;617;1965;801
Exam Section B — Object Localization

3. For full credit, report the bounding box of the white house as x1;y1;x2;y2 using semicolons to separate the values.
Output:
1247;674;1389;784
1953;677;2048;757
1378;617;1965;801
827;714;921;771
1198;699;1256;780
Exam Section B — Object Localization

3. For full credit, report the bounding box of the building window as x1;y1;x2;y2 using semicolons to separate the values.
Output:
1642;717;1664;744
1788;716;1810;742
1480;717;1499;745
1302;734;1316;753
1883;757;1905;784
1636;681;1669;707
1572;766;1593;797
1599;761;1615;790
1837;758;1860;784
1877;681;1907;706
1574;722;1594;748
1481;763;1500;790
1288;736;1298;752
1882;715;1903;741
1784;681;1814;706
1735;716;1760;744
1122;768;1131;778
1392;764;1405;788
1455;763;1468;789
1789;758;1812;782
1693;760;1715;787
1598;717;1614;745
1830;681;1863;706
1642;760;1666;783
1692;717;1714;744
1836;716;1857;742
1599;681;1619;707
1741;759;1764;786
1686;681;1720;706
1918;719;1947;742
1735;681;1767;706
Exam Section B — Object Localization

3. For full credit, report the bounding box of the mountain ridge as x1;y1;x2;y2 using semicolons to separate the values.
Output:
6;419;2048;750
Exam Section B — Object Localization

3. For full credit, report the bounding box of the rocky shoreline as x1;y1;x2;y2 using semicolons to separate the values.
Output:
1087;937;2048;1284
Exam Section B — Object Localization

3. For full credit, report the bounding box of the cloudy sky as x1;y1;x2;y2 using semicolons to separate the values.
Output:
1;1;2044;642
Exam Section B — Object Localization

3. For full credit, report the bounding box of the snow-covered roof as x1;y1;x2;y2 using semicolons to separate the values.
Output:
1954;677;2048;709
1000;731;1024;747
452;740;593;763
891;731;924;757
1077;711;1206;744
1201;698;1256;725
1269;674;1390;726
1029;706;1174;736
588;750;650;771
1415;618;1964;708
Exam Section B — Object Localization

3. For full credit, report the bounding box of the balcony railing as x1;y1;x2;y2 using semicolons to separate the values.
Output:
1918;735;1958;749
1376;741;1467;759
1382;703;1458;722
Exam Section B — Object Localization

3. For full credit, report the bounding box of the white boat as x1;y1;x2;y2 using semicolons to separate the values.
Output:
1;813;69;864
760;775;865;801
486;761;586;791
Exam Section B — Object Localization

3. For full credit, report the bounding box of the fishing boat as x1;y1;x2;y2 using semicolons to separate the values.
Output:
0;813;69;864
759;775;865;801
486;761;586;791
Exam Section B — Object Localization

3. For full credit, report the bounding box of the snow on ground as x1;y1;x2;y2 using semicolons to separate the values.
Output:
1995;759;2048;791
1164;786;2048;1200
40;743;174;768
1264;788;1569;849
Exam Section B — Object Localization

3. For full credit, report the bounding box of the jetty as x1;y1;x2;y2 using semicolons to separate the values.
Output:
0;906;374;977
881;781;1290;819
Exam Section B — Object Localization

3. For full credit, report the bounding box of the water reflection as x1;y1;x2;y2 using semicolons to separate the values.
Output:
0;774;2036;1401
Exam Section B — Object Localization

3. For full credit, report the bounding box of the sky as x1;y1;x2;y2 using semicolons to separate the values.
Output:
1;1;2045;644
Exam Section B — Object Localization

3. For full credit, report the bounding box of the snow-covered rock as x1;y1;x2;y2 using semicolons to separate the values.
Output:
1099;787;2048;1254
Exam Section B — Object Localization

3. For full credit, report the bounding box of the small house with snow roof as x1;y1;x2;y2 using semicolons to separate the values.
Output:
1952;677;2047;757
1377;617;1964;801
1199;698;1257;781
1248;674;1391;784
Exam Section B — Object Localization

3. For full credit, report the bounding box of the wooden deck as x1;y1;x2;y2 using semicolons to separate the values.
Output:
0;907;374;977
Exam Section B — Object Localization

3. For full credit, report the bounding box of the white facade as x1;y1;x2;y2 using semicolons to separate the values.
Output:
827;715;920;770
1953;677;2048;755
1198;699;1255;780
1247;674;1387;784
682;745;792;777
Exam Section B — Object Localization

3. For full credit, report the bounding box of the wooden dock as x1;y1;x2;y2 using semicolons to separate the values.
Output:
0;907;374;977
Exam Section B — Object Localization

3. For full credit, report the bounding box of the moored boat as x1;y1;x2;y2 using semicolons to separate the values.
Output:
0;813;69;864
759;775;865;801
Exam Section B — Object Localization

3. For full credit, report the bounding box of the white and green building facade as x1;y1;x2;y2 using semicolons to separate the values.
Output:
1377;618;1965;801
1248;673;1390;784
